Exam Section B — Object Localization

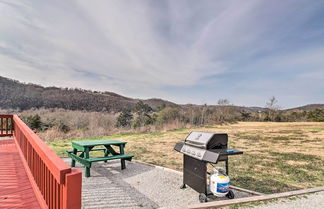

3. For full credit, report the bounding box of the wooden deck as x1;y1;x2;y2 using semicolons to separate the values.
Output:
0;115;81;209
0;139;41;209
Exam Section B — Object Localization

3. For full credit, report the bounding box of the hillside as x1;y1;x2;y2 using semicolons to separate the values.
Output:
0;76;177;112
0;76;323;112
286;104;324;111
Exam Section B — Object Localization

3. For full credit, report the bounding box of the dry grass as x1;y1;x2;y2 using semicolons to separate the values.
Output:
48;122;324;194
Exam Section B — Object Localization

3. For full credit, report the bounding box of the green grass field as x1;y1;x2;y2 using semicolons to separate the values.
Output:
48;122;324;194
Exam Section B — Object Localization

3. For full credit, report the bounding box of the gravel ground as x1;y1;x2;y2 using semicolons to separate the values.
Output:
239;191;324;209
62;158;253;209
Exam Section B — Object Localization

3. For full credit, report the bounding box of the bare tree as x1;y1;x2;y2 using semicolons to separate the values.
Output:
217;99;231;106
266;96;278;109
265;96;280;121
216;99;233;122
201;103;208;125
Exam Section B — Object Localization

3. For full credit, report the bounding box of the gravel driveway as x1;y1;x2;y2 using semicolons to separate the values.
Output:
63;158;253;209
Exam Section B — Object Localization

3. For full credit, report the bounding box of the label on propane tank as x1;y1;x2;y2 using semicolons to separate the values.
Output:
217;182;229;193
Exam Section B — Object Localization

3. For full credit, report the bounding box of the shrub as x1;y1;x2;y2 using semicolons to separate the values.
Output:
156;107;180;124
116;109;133;127
24;114;43;131
240;111;251;121
307;109;324;122
58;121;70;133
131;117;141;129
133;101;152;115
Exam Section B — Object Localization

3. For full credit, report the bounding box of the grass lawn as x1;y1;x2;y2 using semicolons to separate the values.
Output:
48;122;324;194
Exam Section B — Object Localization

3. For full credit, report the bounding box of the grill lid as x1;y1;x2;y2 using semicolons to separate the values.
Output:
174;131;241;163
185;131;226;149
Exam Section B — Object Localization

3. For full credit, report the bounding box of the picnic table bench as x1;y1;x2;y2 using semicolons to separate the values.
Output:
67;139;134;177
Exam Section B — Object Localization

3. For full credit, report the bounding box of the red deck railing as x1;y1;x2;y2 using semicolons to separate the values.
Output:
1;115;82;209
0;114;14;137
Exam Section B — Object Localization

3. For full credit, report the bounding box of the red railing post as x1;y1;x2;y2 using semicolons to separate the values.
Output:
62;169;82;209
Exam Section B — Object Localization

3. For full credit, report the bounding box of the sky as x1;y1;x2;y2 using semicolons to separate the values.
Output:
0;0;323;108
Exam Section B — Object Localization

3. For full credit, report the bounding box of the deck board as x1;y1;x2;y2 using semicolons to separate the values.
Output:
0;139;41;209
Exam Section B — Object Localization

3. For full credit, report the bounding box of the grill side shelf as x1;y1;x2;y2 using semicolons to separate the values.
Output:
174;142;185;152
209;149;243;156
202;149;243;163
202;150;219;163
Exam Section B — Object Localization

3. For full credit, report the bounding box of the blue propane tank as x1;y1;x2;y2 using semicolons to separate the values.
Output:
209;167;230;197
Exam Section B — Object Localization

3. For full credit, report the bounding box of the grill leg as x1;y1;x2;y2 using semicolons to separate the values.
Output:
225;159;229;175
180;184;186;189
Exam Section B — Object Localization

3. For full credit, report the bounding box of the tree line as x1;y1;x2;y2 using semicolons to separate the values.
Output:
115;98;324;129
17;97;323;140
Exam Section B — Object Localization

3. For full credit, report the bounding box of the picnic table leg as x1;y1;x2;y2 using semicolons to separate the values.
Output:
79;152;84;158
104;145;118;163
71;148;77;167
85;147;91;177
120;144;126;170
104;147;109;163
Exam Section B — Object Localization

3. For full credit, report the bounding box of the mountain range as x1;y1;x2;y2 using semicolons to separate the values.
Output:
0;76;323;112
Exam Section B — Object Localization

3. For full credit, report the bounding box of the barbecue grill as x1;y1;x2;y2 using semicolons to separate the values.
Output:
174;131;243;202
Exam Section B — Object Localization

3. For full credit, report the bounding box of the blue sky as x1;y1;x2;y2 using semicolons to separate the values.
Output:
0;0;323;108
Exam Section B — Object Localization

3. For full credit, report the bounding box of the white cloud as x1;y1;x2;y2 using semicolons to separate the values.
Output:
0;0;323;106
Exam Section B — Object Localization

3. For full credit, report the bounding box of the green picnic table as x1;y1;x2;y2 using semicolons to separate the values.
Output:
67;139;134;177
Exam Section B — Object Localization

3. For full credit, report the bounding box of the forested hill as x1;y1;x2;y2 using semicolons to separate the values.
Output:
286;104;324;111
0;76;323;112
0;76;177;112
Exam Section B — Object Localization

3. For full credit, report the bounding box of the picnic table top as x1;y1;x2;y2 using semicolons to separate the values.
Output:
72;139;126;147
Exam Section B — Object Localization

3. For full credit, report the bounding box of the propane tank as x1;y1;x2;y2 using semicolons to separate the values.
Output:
209;167;230;197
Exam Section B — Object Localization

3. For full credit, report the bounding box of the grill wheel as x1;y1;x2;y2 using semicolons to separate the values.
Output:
199;193;208;203
226;190;235;199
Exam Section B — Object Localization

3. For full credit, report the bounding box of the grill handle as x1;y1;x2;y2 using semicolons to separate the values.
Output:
184;141;206;149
